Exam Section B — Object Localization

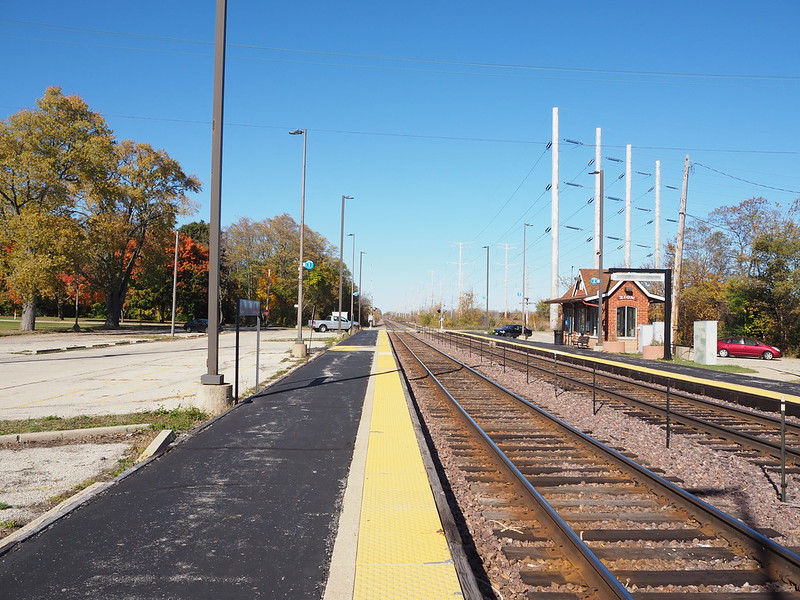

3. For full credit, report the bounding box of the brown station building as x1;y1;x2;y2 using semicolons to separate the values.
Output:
546;268;665;351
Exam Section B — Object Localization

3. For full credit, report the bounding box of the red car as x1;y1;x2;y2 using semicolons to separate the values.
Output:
717;337;781;360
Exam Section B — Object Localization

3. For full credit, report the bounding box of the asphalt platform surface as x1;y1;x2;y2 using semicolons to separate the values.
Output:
0;330;378;599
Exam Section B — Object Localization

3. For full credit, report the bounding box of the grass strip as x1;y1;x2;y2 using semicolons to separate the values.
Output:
0;407;208;436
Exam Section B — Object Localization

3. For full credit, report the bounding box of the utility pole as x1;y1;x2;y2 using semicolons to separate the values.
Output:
625;144;632;267
655;160;661;269
498;243;515;318
482;245;490;325
550;107;559;330
448;241;472;314
671;155;690;350
594;128;602;269
428;270;435;310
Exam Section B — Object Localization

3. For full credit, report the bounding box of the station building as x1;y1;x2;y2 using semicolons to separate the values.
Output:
546;268;665;351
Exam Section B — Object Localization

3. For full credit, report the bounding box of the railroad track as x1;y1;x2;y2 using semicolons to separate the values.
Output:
422;327;800;479
390;329;800;599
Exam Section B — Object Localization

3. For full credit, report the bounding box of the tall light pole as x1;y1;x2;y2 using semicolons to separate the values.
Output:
522;223;533;337
202;0;227;387
338;195;353;332
72;276;80;332
347;232;355;331
482;245;490;326
170;230;179;336
358;250;366;327
290;129;308;357
590;170;605;348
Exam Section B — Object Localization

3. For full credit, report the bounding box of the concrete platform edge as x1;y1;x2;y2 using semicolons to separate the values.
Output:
395;336;484;599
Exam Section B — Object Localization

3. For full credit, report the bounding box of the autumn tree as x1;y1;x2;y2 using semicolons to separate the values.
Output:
175;223;210;319
222;213;344;327
79;140;200;328
0;87;114;330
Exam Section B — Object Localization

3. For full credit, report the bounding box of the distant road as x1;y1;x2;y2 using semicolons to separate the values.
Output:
0;329;320;420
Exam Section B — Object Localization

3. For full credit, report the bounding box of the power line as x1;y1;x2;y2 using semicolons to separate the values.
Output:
694;162;800;194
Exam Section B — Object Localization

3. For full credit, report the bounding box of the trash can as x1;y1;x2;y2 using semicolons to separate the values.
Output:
553;330;564;345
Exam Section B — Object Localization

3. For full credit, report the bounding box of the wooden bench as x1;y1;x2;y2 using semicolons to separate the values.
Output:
573;334;590;349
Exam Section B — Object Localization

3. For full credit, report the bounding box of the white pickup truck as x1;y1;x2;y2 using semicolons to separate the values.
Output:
308;314;359;332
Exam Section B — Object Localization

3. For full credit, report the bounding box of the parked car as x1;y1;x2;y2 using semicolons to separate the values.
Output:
492;324;532;338
717;337;781;360
184;318;224;333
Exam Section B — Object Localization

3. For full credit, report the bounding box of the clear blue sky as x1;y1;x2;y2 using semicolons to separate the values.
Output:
3;2;799;315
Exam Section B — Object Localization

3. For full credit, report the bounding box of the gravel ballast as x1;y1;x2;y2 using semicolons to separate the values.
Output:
439;341;800;547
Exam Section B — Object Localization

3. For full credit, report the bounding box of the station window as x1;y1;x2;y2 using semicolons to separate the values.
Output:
616;306;637;338
564;307;574;333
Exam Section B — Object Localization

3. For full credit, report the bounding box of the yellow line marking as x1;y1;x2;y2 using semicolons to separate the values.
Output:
354;331;462;599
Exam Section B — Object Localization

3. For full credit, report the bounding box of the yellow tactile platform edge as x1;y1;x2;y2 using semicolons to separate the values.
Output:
354;331;463;599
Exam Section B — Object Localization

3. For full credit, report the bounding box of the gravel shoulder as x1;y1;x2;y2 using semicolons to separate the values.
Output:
440;340;800;548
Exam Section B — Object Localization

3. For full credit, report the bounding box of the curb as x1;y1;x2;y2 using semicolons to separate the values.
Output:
0;481;111;555
0;423;151;445
25;339;154;355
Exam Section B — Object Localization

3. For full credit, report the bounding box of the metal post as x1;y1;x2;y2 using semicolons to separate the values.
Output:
522;223;532;334
72;277;80;332
338;195;353;333
290;129;307;356
592;362;597;415
666;379;672;448
255;312;261;394
483;245;489;325
358;250;366;327
781;396;788;502
590;170;605;349
553;352;558;395
202;0;227;385
170;230;178;337
525;348;529;384
234;301;240;400
349;233;356;330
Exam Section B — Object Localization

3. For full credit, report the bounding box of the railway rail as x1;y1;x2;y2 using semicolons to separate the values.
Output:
389;328;800;599
416;326;800;489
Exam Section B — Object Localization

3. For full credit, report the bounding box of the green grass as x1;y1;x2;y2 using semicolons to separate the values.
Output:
0;502;11;510
0;407;208;436
0;317;181;336
660;356;758;374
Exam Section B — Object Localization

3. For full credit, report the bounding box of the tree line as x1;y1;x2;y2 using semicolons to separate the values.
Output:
667;196;800;353
0;88;371;330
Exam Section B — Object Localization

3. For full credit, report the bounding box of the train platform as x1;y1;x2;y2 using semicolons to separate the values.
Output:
0;329;473;599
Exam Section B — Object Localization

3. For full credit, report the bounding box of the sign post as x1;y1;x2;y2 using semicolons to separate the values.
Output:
235;299;262;400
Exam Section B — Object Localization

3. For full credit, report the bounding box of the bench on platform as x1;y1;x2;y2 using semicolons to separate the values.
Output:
572;334;590;349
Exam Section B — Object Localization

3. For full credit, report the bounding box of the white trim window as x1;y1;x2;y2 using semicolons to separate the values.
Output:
616;306;637;338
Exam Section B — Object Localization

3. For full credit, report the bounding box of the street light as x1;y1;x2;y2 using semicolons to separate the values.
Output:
202;0;227;387
589;169;604;349
347;233;355;331
170;230;179;337
358;250;366;327
72;276;80;332
290;128;308;357
482;245;489;325
338;195;353;333
522;223;533;337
